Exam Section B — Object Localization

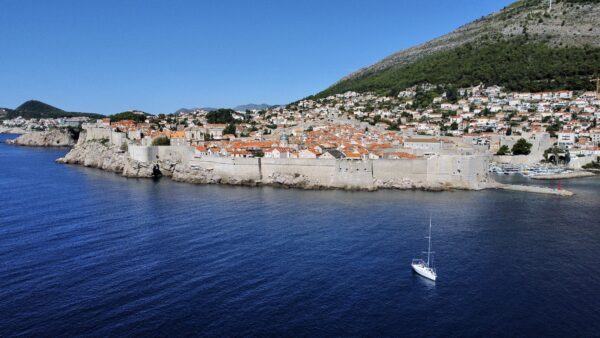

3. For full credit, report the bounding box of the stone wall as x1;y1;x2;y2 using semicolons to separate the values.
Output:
129;145;194;163
493;155;541;165
188;154;490;190
82;127;126;147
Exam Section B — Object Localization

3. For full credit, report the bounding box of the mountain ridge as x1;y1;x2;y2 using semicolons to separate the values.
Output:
317;0;600;97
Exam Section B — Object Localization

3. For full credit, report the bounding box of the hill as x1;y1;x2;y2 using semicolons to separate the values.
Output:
110;110;152;122
6;100;104;119
315;0;600;97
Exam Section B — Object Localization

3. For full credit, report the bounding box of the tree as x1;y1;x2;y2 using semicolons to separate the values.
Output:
496;145;510;155
512;138;532;155
446;86;458;103
450;122;459;130
151;135;170;146
206;109;237;124
111;111;147;123
223;123;237;136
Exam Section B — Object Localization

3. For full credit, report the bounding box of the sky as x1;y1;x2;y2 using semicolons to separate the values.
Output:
0;0;515;115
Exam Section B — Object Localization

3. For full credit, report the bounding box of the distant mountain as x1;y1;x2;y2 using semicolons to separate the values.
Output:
5;100;104;119
316;0;600;97
233;103;274;111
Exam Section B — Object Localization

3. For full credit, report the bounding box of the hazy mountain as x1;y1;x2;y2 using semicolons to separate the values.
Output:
316;0;600;97
233;104;274;111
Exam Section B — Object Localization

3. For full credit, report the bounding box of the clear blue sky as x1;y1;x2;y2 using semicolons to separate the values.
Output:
0;0;514;115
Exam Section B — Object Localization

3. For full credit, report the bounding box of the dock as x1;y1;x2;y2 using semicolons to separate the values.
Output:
495;183;574;196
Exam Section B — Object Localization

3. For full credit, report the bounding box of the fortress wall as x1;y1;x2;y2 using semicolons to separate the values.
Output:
129;145;194;163
372;158;429;183
129;145;158;163
332;160;373;188
82;127;111;142
110;132;127;147
426;155;490;189
190;157;261;181
157;145;194;162
493;155;542;165
142;145;492;189
188;155;490;189
260;158;337;185
81;127;126;147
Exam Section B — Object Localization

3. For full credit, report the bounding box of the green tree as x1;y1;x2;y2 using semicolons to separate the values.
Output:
446;86;458;103
152;135;170;146
512;138;532;155
223;123;237;136
111;111;147;123
206;109;237;124
496;145;510;155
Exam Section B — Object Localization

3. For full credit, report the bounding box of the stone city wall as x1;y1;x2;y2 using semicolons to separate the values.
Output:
128;144;194;163
82;127;126;147
188;154;490;189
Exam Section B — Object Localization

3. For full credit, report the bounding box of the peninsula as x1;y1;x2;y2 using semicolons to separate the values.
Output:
4;0;600;194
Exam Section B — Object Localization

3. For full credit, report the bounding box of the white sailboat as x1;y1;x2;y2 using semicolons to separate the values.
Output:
412;217;437;281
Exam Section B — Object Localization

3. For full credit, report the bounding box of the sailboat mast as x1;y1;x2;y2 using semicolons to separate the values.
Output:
427;217;432;266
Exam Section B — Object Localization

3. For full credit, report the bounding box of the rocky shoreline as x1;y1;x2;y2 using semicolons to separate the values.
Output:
6;129;76;147
0;127;28;134
55;137;578;196
56;138;481;192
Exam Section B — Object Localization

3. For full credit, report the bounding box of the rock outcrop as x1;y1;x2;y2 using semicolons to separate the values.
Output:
0;127;28;134
57;134;180;179
6;129;75;147
57;138;153;177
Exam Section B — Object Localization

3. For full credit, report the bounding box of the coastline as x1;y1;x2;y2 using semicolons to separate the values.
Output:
54;136;575;196
4;129;76;147
0;127;27;134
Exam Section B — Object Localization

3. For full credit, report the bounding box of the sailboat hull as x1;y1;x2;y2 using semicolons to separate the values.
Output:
412;262;437;281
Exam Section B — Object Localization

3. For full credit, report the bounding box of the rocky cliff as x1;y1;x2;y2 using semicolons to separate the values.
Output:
6;129;76;147
0;127;28;134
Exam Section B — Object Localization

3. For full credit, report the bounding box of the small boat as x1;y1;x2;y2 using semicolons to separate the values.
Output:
412;217;437;281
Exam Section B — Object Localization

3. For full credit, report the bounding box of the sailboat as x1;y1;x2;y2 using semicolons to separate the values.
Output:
411;217;437;281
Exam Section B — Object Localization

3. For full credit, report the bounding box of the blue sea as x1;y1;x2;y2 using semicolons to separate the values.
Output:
1;134;599;337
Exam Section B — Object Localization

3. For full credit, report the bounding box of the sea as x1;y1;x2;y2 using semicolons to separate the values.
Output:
1;134;599;337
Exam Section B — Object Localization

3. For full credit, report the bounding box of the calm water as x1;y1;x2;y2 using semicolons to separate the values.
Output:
1;134;600;337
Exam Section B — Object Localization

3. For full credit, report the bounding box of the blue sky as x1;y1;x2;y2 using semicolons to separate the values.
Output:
0;0;514;115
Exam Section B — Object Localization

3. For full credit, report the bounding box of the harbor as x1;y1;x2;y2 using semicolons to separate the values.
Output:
489;163;596;179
